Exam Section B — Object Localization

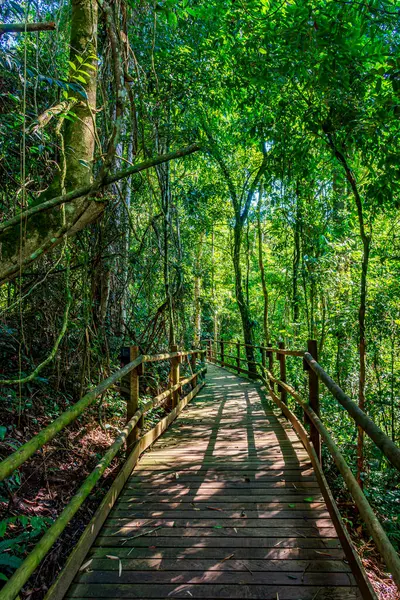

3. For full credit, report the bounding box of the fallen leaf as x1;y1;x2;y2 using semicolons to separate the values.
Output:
106;555;119;560
288;503;296;508
303;497;314;503
79;559;93;571
119;559;122;577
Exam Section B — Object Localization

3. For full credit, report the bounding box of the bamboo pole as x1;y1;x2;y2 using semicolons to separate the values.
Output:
259;374;376;600
170;344;180;408
278;341;287;405
0;22;56;33
304;352;400;472
263;370;400;592
0;356;143;482
0;409;143;600
307;340;321;461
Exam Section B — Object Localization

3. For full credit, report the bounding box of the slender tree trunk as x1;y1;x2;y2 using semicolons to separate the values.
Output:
156;132;175;347
193;234;203;345
325;132;371;489
211;229;218;343
233;221;256;375
256;184;269;344
293;183;301;333
390;335;395;443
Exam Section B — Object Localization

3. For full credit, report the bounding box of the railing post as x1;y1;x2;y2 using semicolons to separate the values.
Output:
191;346;197;389
278;341;287;405
220;340;225;367
261;346;266;373
208;339;212;362
267;341;274;391
170;344;180;408
307;339;321;462
236;340;240;373
121;345;142;452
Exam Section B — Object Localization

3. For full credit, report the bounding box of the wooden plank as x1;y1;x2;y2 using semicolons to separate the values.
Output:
76;570;356;585
87;546;347;560
105;517;335;528
110;509;332;519
68;584;362;598
113;501;328;510
81;557;352;572
126;480;319;488
100;525;339;538
93;536;342;548
118;494;325;502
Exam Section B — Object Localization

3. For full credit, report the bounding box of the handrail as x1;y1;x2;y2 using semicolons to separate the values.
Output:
0;346;206;600
0;356;142;481
261;368;400;592
304;352;400;472
208;338;303;355
0;409;143;600
0;349;206;482
207;337;400;592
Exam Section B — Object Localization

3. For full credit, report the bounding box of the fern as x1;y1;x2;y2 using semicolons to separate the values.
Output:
0;553;22;568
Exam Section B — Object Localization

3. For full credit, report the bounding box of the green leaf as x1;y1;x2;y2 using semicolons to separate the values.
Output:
259;48;267;55
67;61;76;71
288;503;296;508
166;11;178;28
0;426;6;441
303;497;314;503
0;554;23;569
74;75;87;84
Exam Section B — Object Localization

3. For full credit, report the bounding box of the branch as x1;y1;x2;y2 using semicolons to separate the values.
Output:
0;22;56;34
0;143;201;235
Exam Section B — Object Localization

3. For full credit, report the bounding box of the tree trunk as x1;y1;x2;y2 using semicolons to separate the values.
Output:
193;234;203;345
233;221;256;376
256;184;269;345
293;183;301;333
0;0;99;282
325;131;371;489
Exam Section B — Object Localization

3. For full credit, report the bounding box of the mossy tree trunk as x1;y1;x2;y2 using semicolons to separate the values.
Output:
0;0;99;283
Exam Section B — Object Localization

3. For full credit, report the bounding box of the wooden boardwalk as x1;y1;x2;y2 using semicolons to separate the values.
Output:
67;363;362;599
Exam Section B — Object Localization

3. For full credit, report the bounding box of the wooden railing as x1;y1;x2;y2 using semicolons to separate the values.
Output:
207;337;400;594
0;345;206;600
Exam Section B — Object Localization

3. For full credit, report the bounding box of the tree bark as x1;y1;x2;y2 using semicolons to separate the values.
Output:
0;0;99;283
193;234;204;345
256;183;269;345
293;182;301;333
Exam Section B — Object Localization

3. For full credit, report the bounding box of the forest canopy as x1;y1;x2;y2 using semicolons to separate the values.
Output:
0;0;400;597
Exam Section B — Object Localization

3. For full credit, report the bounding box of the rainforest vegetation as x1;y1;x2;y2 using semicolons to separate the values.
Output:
0;0;400;598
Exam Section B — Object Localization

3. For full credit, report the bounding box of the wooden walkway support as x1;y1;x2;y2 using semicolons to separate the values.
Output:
60;363;371;600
